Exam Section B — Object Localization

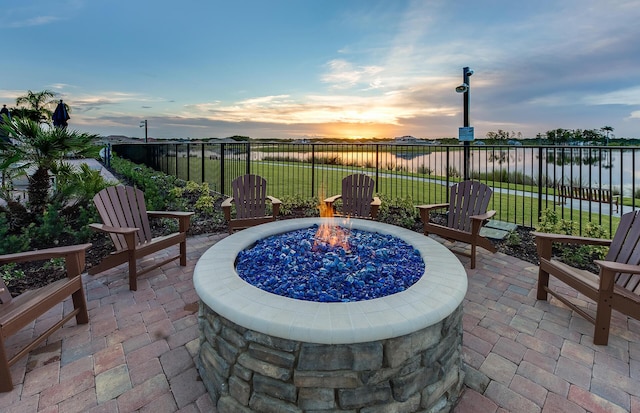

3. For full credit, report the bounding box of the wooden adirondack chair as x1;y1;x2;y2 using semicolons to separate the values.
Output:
534;210;640;345
222;174;282;233
417;180;496;269
0;243;91;392
89;185;194;291
324;174;382;219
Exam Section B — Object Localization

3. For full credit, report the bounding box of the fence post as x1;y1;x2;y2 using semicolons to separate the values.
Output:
221;143;226;195
445;146;450;199
246;143;251;175
537;146;543;221
186;143;190;182
201;144;205;184
311;144;316;198
375;145;380;191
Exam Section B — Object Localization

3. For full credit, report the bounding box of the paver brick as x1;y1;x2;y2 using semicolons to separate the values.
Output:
509;374;547;407
542;392;586;413
517;361;570;396
58;387;98;413
493;336;527;364
96;364;132;403
94;344;126;375
480;353;517;385
126;339;170;365
484;381;541;413
522;349;557;373
555;357;592;389
590;378;631;412
453;388;498;413
117;374;169;411
568;384;629;413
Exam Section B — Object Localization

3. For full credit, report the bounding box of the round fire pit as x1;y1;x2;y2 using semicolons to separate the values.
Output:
194;218;467;412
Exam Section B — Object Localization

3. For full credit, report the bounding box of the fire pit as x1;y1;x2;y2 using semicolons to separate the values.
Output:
194;218;467;412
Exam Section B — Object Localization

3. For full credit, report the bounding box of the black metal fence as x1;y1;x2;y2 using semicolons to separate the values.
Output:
113;142;640;236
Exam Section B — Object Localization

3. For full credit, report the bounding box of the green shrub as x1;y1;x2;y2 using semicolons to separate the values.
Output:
536;208;607;268
279;194;319;217
378;195;418;228
0;213;30;254
0;263;26;284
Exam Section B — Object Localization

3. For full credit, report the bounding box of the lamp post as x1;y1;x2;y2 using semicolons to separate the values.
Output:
140;120;148;143
456;66;473;180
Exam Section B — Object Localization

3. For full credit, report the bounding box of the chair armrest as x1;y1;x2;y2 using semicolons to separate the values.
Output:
470;210;496;221
221;197;234;221
89;223;138;235
0;243;92;279
221;197;234;208
267;196;282;217
416;203;449;212
532;232;612;246
416;203;449;223
533;231;612;261
147;211;193;232
147;211;194;219
324;194;342;204
595;260;640;275
0;244;92;265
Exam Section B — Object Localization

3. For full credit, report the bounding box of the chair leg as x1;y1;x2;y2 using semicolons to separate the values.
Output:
593;293;613;345
180;240;187;266
537;270;549;300
0;335;13;392
71;288;89;325
128;252;137;291
470;242;477;269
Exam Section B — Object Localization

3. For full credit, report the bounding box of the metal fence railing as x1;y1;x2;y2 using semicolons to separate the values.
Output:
112;142;640;236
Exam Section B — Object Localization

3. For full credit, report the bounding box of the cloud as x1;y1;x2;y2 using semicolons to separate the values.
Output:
0;0;85;28
321;60;384;90
583;87;640;106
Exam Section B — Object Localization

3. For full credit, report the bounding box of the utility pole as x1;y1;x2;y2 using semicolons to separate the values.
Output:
455;67;474;180
140;120;148;143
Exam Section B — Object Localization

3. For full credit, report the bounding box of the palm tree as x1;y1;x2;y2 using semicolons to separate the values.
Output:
15;90;57;124
601;126;614;146
0;117;100;215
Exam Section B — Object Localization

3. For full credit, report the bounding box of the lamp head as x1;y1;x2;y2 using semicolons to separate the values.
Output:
455;83;469;93
466;68;474;76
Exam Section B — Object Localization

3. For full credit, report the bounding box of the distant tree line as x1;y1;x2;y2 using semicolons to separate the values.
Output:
485;126;619;146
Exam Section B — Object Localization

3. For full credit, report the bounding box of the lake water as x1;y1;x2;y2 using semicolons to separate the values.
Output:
242;146;639;196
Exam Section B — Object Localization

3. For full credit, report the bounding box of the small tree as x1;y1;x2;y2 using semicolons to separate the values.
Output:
15;90;58;124
0;117;100;215
601;126;614;146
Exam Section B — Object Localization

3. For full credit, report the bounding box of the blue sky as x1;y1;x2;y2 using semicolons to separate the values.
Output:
2;0;640;140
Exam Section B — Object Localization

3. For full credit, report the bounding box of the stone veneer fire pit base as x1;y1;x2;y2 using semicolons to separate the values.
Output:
194;218;467;412
197;302;464;412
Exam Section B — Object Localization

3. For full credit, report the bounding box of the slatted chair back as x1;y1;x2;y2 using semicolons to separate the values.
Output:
341;174;375;217
606;210;640;294
232;174;269;219
447;180;493;233
93;186;153;251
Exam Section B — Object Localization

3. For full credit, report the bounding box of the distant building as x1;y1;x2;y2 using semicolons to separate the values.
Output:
394;135;418;143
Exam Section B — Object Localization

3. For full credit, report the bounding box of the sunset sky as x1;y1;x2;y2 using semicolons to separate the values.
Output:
2;0;640;140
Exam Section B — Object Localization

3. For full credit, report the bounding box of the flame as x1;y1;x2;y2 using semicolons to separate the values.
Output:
315;188;351;252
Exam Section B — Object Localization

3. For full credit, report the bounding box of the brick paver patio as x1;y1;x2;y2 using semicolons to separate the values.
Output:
1;232;639;412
